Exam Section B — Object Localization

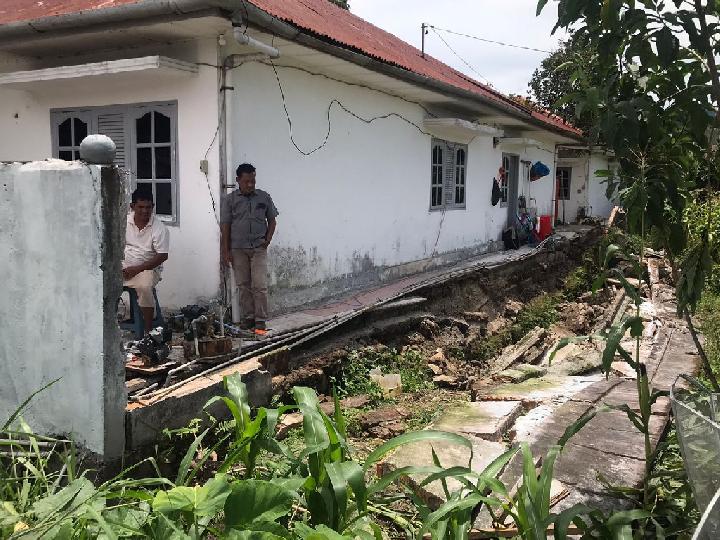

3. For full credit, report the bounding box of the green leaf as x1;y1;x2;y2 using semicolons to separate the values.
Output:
537;0;550;15
557;406;599;448
175;428;209;486
148;513;192;540
153;474;231;517
326;461;367;514
363;430;473;471
31;477;99;520
656;26;679;66
223;530;287;540
224;479;295;529
553;503;594;540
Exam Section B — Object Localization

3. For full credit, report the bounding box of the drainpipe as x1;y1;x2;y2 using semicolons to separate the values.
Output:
219;13;280;322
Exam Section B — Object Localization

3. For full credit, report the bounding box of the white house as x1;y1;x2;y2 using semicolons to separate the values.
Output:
0;0;615;314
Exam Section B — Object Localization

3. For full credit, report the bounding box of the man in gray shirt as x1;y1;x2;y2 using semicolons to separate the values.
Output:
221;163;278;333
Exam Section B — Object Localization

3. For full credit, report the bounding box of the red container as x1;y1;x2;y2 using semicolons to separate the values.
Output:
539;215;552;240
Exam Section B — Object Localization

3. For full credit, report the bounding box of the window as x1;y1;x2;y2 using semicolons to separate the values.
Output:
500;154;511;205
556;167;571;200
51;101;178;222
430;139;468;210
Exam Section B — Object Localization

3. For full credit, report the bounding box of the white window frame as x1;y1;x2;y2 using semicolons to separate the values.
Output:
50;100;179;224
430;138;468;211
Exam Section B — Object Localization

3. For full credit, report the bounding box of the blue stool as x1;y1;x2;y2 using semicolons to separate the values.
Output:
120;286;164;339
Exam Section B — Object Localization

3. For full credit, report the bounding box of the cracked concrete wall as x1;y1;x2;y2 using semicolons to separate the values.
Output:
0;160;125;459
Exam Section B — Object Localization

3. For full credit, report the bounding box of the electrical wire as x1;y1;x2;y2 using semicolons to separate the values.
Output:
428;27;492;86
269;59;432;156
428;25;552;54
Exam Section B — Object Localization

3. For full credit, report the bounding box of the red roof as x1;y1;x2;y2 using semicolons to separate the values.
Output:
0;0;142;24
0;0;581;137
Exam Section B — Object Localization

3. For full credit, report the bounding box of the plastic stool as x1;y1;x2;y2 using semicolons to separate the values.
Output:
120;286;164;339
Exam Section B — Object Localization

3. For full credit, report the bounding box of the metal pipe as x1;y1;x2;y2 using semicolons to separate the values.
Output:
232;29;280;58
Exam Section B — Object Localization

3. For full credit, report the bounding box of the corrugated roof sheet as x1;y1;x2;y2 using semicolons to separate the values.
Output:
0;0;143;24
0;0;582;136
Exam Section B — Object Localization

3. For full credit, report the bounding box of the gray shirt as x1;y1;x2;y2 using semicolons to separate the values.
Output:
220;189;279;249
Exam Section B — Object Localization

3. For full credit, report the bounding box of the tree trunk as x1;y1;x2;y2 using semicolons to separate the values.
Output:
684;308;720;392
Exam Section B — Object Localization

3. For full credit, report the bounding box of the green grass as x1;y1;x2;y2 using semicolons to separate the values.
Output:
697;285;720;385
337;347;434;404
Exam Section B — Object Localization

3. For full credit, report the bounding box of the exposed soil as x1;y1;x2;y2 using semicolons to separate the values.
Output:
267;227;612;446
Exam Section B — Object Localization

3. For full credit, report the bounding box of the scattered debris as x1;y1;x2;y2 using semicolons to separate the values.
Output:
369;368;402;397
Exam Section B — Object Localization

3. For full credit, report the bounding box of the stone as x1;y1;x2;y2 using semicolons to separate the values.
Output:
495;364;547;384
486;316;508;335
440;317;470;333
419;318;440;339
494;327;547;372
428;364;444;376
360;406;410;429
369;369;402;397
428;348;446;364
463;311;489;323
79;134;116;164
276;412;304;440
433;375;459;388
433;400;523;441
381;434;507;508
611;361;637;379
504;300;523;318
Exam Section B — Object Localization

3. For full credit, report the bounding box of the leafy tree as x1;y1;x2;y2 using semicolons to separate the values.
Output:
528;36;601;132
537;0;720;387
328;0;349;9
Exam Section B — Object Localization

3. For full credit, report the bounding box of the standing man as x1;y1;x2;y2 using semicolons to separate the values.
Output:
221;163;278;334
123;187;170;334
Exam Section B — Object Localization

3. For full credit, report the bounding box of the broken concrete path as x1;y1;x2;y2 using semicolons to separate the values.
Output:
432;401;523;442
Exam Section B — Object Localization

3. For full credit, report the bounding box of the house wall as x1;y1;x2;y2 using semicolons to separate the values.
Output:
0;39;222;309
0;162;125;459
225;60;563;310
588;154;616;218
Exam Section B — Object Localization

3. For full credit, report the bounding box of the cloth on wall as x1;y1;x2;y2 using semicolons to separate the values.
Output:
491;177;502;206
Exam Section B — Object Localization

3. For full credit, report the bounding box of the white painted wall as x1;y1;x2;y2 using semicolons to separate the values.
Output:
225;60;563;297
0;161;108;454
0;39;222;310
0;34;575;313
588;154;616;218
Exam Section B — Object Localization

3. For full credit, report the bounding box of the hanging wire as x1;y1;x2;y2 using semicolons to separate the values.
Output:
428;25;553;54
428;27;493;86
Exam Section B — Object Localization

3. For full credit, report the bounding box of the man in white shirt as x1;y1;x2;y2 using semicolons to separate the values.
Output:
123;188;170;333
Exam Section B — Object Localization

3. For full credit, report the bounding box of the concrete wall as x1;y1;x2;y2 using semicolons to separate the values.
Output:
226;60;562;310
0;161;125;459
0;39;222;310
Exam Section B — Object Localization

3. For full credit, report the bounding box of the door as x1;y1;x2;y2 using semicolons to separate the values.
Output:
502;153;520;228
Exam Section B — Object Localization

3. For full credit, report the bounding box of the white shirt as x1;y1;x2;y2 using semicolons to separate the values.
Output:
123;212;170;270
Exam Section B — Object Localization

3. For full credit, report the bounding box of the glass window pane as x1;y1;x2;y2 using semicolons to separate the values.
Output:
155;146;171;179
73;118;87;146
137;147;152;179
59;150;73;161
155;183;172;215
136;112;152;144
59;119;72;147
154;112;171;143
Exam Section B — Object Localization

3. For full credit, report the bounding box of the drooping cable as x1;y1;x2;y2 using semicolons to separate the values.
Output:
428;27;492;86
429;25;552;54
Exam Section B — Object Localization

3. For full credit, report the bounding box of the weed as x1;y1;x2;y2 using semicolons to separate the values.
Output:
338;347;433;404
509;293;561;342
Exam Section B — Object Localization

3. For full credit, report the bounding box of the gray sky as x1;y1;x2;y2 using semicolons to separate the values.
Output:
351;0;567;97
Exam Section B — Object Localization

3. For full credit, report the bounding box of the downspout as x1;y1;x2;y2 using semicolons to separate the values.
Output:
219;12;280;321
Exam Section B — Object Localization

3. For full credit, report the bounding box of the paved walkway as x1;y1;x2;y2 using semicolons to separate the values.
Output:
383;255;701;522
267;226;591;335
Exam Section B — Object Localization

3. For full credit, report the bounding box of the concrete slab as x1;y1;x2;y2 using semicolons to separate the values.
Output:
433;401;523;441
478;375;602;406
125;359;271;449
382;434;508;508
